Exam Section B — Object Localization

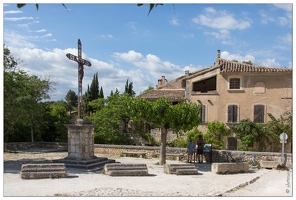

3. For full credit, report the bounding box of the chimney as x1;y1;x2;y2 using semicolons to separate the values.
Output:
217;50;221;58
185;70;189;77
158;76;167;87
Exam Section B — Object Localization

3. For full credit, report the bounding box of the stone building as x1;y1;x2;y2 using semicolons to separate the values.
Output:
138;50;292;151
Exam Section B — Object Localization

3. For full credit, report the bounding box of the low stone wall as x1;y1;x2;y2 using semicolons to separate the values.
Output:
4;142;292;168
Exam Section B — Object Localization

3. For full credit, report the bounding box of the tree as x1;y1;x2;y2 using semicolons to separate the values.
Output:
124;79;136;97
4;46;55;141
99;86;104;98
65;89;78;118
87;93;133;145
129;97;201;165
83;72;102;116
242;60;253;65
142;85;154;93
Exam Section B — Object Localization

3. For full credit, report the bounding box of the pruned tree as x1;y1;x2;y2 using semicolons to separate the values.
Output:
129;97;201;165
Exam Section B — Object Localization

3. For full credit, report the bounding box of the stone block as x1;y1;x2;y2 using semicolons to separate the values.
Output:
104;163;148;176
260;160;282;169
21;163;67;179
211;162;249;174
164;164;198;175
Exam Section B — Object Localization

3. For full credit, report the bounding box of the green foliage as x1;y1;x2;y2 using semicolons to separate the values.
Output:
87;93;133;145
167;138;188;148
65;89;77;117
229;119;267;151
142;85;154;93
266;112;292;142
129;97;201;164
83;72;102;116
137;3;163;15
124;79;136;97
186;127;203;142
129;97;201;133
4;46;55;141
203;121;230;149
242;60;253;65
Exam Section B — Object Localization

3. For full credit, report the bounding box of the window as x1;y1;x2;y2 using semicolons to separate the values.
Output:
254;105;265;123
192;76;216;93
227;105;238;123
229;78;240;89
199;104;206;123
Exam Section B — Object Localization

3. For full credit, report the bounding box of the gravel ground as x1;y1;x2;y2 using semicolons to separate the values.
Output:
2;149;293;197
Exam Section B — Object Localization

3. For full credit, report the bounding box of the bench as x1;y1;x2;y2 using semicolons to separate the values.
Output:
20;163;67;179
121;151;147;158
154;153;184;161
104;163;148;176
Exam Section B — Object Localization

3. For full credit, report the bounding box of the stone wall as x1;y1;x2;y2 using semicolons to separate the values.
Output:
4;142;292;168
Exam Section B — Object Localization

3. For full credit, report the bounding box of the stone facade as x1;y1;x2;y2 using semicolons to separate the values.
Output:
137;50;292;153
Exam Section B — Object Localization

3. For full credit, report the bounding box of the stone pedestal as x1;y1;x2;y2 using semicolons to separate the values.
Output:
54;119;115;171
65;119;96;160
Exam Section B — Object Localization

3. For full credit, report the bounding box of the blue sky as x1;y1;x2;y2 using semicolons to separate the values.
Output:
2;2;293;101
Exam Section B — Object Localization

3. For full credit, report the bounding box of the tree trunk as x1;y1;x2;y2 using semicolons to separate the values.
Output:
159;125;167;165
31;126;34;142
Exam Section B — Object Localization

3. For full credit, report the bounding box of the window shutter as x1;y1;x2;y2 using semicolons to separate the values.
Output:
228;105;233;122
233;105;238;122
254;105;264;123
201;105;206;122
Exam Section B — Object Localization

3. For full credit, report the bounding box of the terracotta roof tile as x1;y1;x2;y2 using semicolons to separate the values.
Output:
218;59;292;73
137;89;185;101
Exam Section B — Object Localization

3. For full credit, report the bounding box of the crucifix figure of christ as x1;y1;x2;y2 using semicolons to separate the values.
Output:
66;39;91;119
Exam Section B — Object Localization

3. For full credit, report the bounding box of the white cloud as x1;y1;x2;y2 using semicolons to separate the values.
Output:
259;10;274;24
4;10;22;14
261;59;281;68
169;18;179;26
273;4;292;12
182;34;195;39
205;29;230;40
277;33;292;44
221;51;255;64
192;7;251;30
277;16;289;26
4;17;34;21
7;47;199;101
35;29;47;33
100;34;113;38
4;30;36;48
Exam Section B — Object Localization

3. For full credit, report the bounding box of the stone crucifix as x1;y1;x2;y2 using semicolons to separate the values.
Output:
66;39;91;119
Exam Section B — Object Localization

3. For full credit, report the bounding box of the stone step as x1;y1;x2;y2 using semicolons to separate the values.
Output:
176;168;199;175
21;163;67;179
21;171;67;179
164;163;197;174
104;163;147;171
21;163;66;172
104;163;149;176
53;157;116;171
107;169;148;176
